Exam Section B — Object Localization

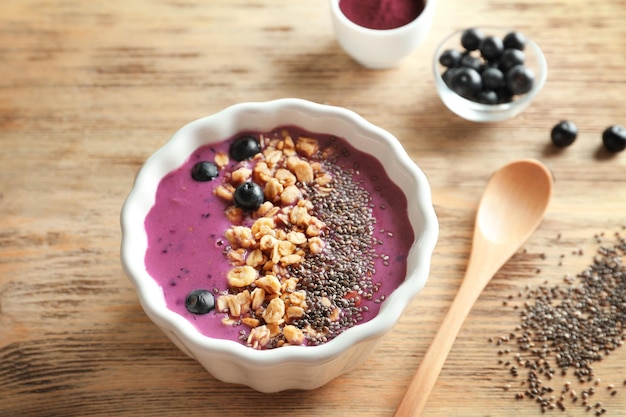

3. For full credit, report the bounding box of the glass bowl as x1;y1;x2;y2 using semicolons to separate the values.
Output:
433;27;548;122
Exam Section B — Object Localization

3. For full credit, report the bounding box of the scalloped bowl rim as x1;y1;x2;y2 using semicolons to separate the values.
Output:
120;98;438;368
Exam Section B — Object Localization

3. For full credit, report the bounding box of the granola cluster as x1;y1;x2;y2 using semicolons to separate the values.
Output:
212;131;336;349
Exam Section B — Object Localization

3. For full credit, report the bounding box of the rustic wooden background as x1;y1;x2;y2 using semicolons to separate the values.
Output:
1;0;625;416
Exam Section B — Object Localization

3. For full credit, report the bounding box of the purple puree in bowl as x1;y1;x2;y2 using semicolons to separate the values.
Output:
339;0;425;30
144;125;414;349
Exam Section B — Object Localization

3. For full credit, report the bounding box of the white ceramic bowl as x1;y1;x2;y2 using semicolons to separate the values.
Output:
330;0;436;69
120;98;438;393
433;27;547;122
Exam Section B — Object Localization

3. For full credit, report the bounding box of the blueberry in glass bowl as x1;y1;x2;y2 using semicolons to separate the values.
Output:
433;27;547;122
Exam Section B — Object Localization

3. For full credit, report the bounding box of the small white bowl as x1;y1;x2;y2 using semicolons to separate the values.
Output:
330;0;436;69
433;27;547;122
120;98;438;393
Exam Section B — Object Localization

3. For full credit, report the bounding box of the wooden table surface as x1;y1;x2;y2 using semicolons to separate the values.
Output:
2;0;626;416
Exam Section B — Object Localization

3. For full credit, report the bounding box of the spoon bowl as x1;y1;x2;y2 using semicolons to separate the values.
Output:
394;159;553;417
478;160;553;245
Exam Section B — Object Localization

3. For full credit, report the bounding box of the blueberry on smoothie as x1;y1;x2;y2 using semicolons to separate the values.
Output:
229;135;261;161
185;289;215;314
191;161;219;181
234;181;264;210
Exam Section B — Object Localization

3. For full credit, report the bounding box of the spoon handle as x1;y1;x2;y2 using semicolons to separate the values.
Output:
393;271;485;417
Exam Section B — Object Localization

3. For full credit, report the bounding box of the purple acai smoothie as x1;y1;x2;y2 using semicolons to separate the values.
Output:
144;126;414;349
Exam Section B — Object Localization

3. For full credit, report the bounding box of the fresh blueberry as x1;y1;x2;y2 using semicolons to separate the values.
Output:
602;125;626;153
551;121;578;147
449;66;482;99
475;90;499;104
229;135;261;161
481;66;505;90
503;31;527;51
500;48;526;72
460;28;484;51
442;68;458;87
191;161;219;181
505;65;535;95
233;181;264;210
479;35;504;60
185;289;215;314
460;54;482;71
496;87;514;103
439;49;463;67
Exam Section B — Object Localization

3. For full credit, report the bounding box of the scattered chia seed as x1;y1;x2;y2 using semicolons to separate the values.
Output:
492;229;626;414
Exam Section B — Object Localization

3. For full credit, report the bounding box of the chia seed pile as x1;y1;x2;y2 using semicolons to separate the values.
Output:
289;162;379;346
492;229;626;414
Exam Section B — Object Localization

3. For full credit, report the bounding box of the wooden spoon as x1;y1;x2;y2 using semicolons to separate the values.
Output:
394;159;553;417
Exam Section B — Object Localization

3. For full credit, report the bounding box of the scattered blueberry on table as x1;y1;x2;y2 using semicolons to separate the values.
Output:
602;125;626;153
550;121;578;147
549;121;625;152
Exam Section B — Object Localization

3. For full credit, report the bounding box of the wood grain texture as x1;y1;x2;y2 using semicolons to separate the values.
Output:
1;0;625;416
